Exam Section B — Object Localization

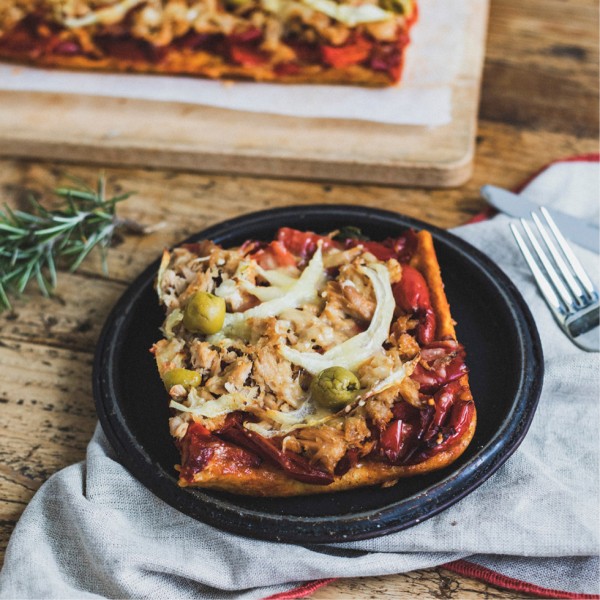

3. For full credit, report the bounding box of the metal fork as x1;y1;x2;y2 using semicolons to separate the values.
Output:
510;207;599;352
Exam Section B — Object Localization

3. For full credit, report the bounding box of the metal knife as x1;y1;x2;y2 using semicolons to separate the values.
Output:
481;184;599;254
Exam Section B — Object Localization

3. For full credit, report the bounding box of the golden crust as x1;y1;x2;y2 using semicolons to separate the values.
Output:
178;229;477;496
0;48;394;86
182;410;476;496
410;230;456;340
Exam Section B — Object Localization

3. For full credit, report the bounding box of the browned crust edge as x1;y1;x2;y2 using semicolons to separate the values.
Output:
410;230;456;340
0;43;395;86
178;230;477;496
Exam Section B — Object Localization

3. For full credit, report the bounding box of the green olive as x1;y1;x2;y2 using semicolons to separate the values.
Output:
183;291;226;334
163;368;201;390
310;366;360;410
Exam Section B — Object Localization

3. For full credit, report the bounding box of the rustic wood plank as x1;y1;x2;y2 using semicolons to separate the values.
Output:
0;339;96;539
0;119;597;291
481;0;599;137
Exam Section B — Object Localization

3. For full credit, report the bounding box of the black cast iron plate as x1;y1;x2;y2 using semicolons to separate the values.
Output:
93;205;544;543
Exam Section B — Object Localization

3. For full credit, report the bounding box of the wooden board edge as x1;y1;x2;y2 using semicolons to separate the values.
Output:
0;133;476;187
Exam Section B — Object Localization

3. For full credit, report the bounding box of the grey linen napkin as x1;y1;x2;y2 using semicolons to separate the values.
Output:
1;161;599;599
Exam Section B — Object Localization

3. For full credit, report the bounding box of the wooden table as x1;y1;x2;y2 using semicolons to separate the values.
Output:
0;0;597;596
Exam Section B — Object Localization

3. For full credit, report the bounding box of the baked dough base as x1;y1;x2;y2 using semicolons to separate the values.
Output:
180;230;477;496
0;51;397;85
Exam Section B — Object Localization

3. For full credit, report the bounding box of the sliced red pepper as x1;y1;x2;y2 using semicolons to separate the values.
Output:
228;26;263;44
422;380;461;443
176;32;215;50
286;40;321;64
179;422;260;482
415;401;475;462
94;35;150;62
274;62;302;76
380;419;403;462
380;418;420;464
334;447;360;476
344;239;397;261
369;33;410;81
412;340;469;394
216;414;334;485
342;231;418;263
227;26;267;66
229;44;269;66
392;264;437;344
52;40;81;55
322;35;372;69
390;230;419;263
276;227;340;259
251;240;297;269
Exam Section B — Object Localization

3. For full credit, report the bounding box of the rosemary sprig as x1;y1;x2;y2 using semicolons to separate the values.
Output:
0;174;132;311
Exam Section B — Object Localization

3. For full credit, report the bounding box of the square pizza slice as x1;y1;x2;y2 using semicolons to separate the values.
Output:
0;0;416;85
152;226;476;496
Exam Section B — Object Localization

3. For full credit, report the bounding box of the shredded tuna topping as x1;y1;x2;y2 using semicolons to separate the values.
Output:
152;231;426;473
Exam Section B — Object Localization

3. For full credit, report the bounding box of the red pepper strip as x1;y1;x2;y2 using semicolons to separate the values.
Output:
274;62;302;76
422;380;462;443
276;227;341;259
228;26;263;44
384;400;435;465
344;239;398;261
216;416;334;485
322;35;372;68
392;264;437;345
343;231;418;262
412;341;469;394
251;240;297;269
176;32;213;50
179;422;260;482
390;230;419;264
391;400;421;422
380;418;422;465
380;419;402;463
229;44;269;66
334;447;360;476
52;40;81;55
413;401;475;462
412;355;468;394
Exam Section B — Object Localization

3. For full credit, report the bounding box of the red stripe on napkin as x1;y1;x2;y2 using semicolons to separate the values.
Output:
264;578;336;599
443;560;600;600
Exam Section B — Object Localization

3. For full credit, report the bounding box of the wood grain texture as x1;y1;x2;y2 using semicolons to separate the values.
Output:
0;0;598;597
481;0;599;138
0;0;489;187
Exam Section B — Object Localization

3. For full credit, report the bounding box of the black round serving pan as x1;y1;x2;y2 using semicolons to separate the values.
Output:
93;205;543;543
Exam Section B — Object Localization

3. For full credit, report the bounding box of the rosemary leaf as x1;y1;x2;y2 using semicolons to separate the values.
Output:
0;175;134;312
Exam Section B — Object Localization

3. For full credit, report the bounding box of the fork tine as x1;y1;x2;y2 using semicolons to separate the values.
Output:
531;212;585;305
510;223;564;312
520;218;574;310
540;207;597;298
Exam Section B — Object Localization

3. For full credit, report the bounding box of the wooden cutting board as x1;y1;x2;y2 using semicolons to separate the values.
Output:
0;0;488;187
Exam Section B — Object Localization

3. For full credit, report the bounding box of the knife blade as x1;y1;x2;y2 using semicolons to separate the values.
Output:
481;184;599;254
